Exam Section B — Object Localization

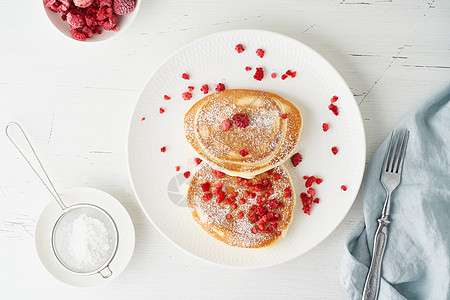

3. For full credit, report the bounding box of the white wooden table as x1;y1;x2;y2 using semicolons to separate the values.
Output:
1;0;449;299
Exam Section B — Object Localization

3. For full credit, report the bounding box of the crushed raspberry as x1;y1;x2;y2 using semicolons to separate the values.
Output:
290;153;302;167
271;73;277;79
81;26;94;38
239;149;249;157
256;49;265;58
160;146;166;153
303;176;309;180
328;103;339;116
182;73;190;80
237;211;244;219
226;213;232;219
164;95;171;100
188;86;194;92
232;114;250;128
307;188;315;197
285;70;297;78
253;67;264;81
273;173;281;180
245;66;252;71
212;169;225;178
113;0;135;15
235;44;245;53
281;74;288;80
341;185;347;191
215;83;225;92
200;84;209;94
194;157;202;165
101;14;118;31
182;92;192;100
281;113;288;119
322;123;329;132
175;166;180;171
313;198;320;204
305;176;316;188
315;178;323;184
140;117;145;121
70;29;87;41
331;146;339;155
221;119;232;131
159;107;165;114
201;182;210;192
183;171;190;179
203;193;212;201
331;95;339;103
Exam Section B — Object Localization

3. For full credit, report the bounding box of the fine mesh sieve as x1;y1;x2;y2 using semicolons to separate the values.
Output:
6;122;119;278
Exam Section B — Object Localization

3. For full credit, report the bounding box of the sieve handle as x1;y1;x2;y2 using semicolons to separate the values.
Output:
5;122;67;210
99;266;112;279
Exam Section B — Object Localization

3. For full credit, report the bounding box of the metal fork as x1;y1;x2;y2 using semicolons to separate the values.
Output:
362;129;410;300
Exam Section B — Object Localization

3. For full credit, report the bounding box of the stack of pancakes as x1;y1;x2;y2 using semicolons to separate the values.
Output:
184;89;302;248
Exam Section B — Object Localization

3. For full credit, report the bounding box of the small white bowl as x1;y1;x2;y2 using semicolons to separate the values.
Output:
42;0;141;42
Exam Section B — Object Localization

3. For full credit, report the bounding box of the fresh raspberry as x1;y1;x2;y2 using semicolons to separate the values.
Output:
281;113;287;119
188;86;194;92
182;92;192;100
281;74;288;80
164;95;171;100
232;114;250;128
235;44;245;53
271;73;277;78
200;84;209;94
256;49;265;58
341;185;347;191
70;29;87;41
175;166;180;171
101;14;118;31
253;67;264;81
239;149;249;157
290;153;302;167
328;103;339;116
97;6;113;20
183;171;191;179
181;73;190;80
113;0;135;15
245;66;252;71
159;107;165;114
194;157;202;165
215;83;225;92
74;0;94;7
331;146;339;155
330;95;339;103
322;123;329;132
222;119;231;131
160;146;166;153
67;12;86;29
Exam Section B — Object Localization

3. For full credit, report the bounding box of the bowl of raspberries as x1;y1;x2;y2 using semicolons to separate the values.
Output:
43;0;140;42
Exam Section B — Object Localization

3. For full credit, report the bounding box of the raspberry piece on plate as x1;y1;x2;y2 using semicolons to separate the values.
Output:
253;67;264;81
215;83;225;92
256;49;265;58
235;44;245;53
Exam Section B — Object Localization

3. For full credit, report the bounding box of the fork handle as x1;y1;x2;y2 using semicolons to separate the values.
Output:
362;219;389;300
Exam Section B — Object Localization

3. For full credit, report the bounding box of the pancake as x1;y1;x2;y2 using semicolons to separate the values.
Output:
187;163;296;248
184;89;302;178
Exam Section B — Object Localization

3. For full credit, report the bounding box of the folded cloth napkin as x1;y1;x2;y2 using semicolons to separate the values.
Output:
341;88;450;300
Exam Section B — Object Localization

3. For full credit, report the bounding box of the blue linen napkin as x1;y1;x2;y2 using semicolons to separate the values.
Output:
341;88;450;300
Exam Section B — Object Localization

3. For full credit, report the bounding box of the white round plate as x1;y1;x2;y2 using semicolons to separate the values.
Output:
35;187;135;287
127;29;365;268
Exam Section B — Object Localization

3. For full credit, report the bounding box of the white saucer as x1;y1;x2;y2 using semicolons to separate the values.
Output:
35;187;135;287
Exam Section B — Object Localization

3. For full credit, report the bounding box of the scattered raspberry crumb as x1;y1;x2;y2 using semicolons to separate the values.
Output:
215;83;225;92
226;213;232;219
159;107;165;114
328;103;339;116
194;157;202;165
305;176;316;188
281;113;288;119
253;67;264;81
222;119;231;131
331;146;339;155
235;44;245;53
341;185;347;191
232;114;250;128
182;92;192;100
200;84;209;94
307;188;316;197
175;166;180;171
281;74;288;80
183;171;190;179
290;153;302;167
315;178;323;184
285;70;297;78
331;95;339;103
322;123;329;132
245;66;252;71
256;49;265;58
182;73;190;80
160;146;166;153
239;149;249;157
201;182;210;192
203;193;212;201
303;176;309;180
188;86;194;92
164;95;171;100
141;117;145;121
271;73;277;78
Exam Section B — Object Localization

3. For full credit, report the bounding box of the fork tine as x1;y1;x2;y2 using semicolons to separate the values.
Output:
382;132;394;173
387;132;401;172
395;130;409;173
392;130;406;172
